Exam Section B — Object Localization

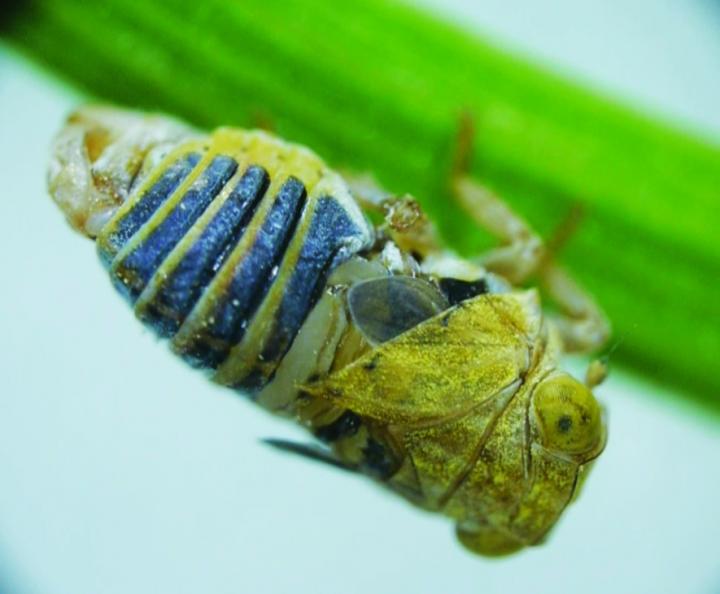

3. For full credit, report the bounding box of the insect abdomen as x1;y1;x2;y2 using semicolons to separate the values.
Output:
95;128;373;395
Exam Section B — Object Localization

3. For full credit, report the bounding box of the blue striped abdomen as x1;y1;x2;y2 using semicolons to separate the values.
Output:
96;129;373;395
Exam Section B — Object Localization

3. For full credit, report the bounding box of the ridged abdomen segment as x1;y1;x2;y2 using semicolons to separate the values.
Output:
174;175;308;368
96;129;373;395
111;155;239;301
137;165;270;337
97;153;201;265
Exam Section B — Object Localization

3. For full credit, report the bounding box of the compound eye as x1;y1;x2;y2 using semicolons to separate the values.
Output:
533;374;603;455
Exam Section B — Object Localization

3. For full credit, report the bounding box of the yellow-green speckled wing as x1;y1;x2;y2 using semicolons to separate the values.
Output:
306;289;543;426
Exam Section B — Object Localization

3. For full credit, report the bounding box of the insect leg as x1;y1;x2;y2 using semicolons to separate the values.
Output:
451;113;609;353
452;175;546;283
539;262;611;354
343;171;444;258
455;521;527;557
340;170;392;214
450;114;544;283
248;109;276;132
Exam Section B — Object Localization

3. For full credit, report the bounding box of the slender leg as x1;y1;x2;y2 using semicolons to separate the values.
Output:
248;109;276;132
541;262;610;354
452;176;545;284
451;113;610;354
343;170;444;258
339;170;391;214
451;112;544;284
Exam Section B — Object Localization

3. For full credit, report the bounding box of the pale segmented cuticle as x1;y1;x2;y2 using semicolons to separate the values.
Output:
48;106;199;238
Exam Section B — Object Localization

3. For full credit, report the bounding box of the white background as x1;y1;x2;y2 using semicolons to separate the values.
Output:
1;1;719;593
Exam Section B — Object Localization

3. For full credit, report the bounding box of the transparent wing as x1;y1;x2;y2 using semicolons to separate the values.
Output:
348;276;449;345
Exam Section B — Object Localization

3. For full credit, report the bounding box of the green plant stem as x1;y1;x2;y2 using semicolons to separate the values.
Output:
4;0;720;414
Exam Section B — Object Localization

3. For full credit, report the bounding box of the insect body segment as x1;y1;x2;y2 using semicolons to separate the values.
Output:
86;122;373;393
48;106;608;558
136;165;270;338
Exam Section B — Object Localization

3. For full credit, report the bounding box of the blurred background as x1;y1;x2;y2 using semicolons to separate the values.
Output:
1;1;719;594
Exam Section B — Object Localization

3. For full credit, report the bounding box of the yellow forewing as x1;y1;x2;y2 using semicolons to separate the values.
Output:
306;290;543;425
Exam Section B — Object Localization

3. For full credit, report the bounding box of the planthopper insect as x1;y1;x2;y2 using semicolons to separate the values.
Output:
48;106;610;557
